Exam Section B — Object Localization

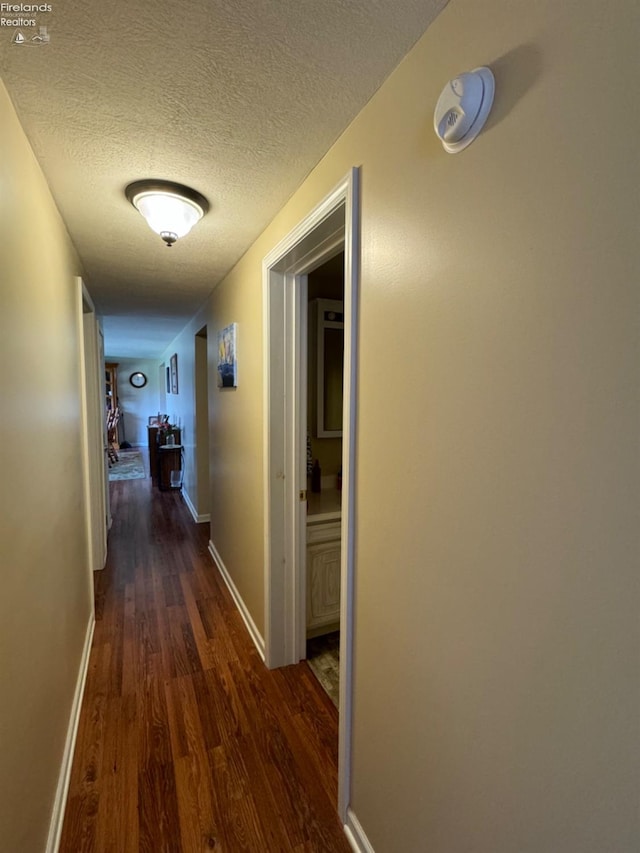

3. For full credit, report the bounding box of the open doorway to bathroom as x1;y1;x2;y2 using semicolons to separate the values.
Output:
305;252;345;709
263;167;359;820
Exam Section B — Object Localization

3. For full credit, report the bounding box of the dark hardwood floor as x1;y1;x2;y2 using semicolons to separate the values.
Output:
60;475;350;852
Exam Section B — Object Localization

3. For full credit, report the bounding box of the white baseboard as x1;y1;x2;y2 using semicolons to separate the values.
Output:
344;808;376;853
208;540;265;661
46;613;95;853
181;488;210;524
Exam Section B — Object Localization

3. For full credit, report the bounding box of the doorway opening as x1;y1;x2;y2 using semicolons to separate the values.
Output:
193;325;211;525
305;252;345;709
263;168;359;820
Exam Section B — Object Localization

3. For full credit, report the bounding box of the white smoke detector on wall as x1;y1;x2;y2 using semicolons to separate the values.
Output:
434;67;495;153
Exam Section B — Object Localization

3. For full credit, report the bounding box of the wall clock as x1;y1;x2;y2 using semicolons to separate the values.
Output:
129;371;147;388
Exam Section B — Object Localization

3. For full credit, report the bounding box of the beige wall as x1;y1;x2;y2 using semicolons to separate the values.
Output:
213;252;274;631
159;264;267;628
0;82;94;850
348;2;639;849
113;358;162;446
187;0;639;849
159;306;207;519
194;331;211;514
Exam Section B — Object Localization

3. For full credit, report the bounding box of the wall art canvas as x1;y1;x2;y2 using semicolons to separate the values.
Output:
217;323;237;388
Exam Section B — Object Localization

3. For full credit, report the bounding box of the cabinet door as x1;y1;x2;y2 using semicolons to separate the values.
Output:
306;541;341;630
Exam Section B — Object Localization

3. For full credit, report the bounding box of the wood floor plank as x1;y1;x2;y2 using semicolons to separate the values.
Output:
121;583;137;697
59;477;350;852
93;693;139;853
190;670;222;750
165;673;207;761
66;642;111;800
60;791;99;853
138;760;181;853
163;571;185;607
137;670;173;768
209;744;271;852
173;753;220;852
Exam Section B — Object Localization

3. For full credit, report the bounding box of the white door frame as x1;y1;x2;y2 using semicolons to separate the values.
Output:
76;277;108;574
98;326;112;533
262;168;359;820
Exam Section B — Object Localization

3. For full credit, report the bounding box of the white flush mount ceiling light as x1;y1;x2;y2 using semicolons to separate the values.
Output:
434;67;495;153
125;179;209;247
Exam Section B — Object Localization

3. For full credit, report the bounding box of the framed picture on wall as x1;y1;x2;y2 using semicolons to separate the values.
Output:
170;353;179;394
217;323;237;388
166;365;171;394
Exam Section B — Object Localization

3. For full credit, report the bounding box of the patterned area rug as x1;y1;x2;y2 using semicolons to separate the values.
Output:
108;450;146;481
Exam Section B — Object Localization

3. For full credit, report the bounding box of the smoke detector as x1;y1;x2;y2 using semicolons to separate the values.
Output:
434;67;495;153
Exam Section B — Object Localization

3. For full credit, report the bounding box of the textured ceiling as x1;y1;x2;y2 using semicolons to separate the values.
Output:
0;0;447;358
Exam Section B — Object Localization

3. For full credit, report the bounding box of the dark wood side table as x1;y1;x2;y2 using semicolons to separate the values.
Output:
158;445;183;491
148;426;182;486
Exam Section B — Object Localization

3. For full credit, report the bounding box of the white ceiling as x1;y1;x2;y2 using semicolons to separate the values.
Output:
0;0;447;358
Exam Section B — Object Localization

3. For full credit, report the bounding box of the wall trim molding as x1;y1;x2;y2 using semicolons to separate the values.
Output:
208;540;265;661
344;808;375;853
46;613;95;853
182;488;210;524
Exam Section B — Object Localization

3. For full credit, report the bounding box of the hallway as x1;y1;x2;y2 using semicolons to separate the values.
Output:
60;476;350;852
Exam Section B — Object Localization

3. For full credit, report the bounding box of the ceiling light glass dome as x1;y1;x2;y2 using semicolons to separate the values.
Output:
125;180;209;247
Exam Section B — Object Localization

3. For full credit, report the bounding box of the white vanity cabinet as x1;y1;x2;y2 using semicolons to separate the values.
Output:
306;517;341;636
